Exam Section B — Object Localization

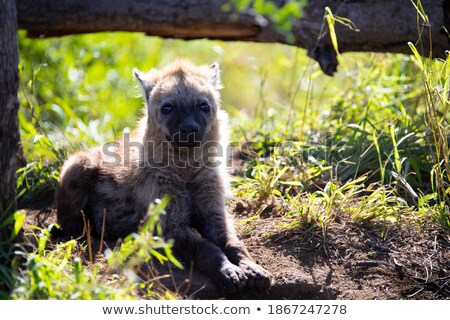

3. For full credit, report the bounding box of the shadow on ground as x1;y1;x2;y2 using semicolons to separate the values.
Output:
20;194;450;300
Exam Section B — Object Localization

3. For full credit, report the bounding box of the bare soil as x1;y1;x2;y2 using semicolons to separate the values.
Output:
22;196;450;300
230;198;450;300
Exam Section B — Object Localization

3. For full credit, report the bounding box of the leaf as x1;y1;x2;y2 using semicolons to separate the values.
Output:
409;0;429;24
408;42;424;71
270;166;288;188
164;246;183;270
149;249;168;264
11;210;26;240
373;131;385;184
32;134;44;144
279;181;304;186
325;7;339;54
389;125;402;173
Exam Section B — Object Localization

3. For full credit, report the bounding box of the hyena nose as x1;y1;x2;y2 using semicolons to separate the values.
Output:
180;123;199;135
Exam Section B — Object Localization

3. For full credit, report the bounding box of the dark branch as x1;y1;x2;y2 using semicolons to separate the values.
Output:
16;0;450;75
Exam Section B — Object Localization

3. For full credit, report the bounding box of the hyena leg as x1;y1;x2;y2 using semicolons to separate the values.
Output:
224;235;273;290
191;181;272;289
195;212;272;290
55;151;100;238
165;226;247;294
158;184;247;294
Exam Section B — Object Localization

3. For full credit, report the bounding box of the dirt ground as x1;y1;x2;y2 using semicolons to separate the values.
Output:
22;196;450;300
231;199;450;300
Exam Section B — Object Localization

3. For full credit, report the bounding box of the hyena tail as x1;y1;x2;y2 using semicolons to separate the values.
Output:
55;150;101;238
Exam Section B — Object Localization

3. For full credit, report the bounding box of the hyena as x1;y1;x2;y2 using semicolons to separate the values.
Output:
55;60;272;293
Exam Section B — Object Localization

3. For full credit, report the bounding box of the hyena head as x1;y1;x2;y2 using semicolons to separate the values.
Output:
133;60;222;147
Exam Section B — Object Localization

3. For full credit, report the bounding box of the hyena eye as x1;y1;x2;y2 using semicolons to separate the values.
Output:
199;103;210;113
161;104;173;114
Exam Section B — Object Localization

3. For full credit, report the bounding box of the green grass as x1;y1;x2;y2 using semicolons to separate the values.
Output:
12;199;176;299
8;28;450;299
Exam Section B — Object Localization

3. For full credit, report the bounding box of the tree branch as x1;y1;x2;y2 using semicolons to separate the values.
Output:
16;0;450;75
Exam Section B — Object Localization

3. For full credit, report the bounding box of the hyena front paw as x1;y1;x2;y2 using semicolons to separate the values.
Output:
240;259;273;290
214;262;247;294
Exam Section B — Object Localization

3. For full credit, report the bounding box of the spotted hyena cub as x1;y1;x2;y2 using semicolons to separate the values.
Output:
55;60;272;293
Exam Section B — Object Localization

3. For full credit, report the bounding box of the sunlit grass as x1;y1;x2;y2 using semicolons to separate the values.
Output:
12;200;176;299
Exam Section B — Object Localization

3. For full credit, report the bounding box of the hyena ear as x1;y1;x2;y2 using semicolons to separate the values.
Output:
208;62;222;90
133;68;158;99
